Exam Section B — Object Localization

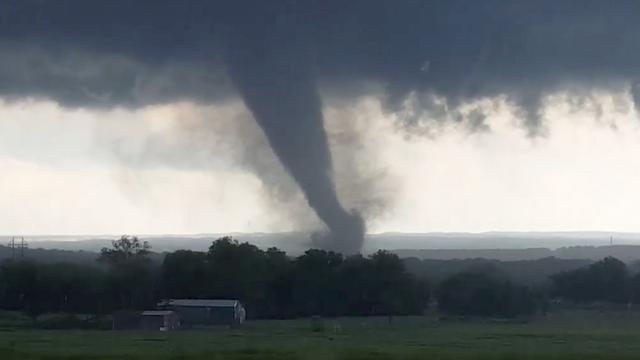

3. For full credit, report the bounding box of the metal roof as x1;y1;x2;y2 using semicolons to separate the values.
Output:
142;310;175;316
159;299;239;308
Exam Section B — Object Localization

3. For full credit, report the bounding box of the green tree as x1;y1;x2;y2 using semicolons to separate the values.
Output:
0;260;46;322
206;237;268;316
337;255;374;316
98;235;151;264
38;263;106;314
437;271;535;318
98;235;155;310
162;250;207;299
262;247;294;318
292;249;343;316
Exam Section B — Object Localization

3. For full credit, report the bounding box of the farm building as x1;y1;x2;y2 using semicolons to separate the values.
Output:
158;299;246;326
140;311;180;331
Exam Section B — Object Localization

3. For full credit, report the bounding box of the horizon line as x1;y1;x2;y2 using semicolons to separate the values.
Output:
2;230;640;238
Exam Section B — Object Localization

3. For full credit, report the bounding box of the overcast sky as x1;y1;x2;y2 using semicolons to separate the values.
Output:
3;91;640;235
3;1;640;236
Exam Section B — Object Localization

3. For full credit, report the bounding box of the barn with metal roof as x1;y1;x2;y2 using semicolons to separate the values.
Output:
157;299;246;326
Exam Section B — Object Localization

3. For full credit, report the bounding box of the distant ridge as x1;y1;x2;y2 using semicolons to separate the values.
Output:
2;231;639;261
3;238;640;262
394;245;640;262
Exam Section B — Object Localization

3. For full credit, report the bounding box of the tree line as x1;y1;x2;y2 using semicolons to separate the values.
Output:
3;235;634;323
550;256;640;304
433;256;640;317
0;236;429;320
163;237;429;318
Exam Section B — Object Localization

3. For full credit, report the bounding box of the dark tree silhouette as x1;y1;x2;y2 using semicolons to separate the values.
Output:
98;235;155;310
437;271;536;318
551;256;629;304
98;235;151;264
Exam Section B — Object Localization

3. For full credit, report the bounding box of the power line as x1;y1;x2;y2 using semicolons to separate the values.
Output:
7;236;27;259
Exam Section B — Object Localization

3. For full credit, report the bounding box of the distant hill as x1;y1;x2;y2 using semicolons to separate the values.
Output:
12;231;640;261
394;245;640;262
368;231;640;251
23;233;312;254
393;248;554;261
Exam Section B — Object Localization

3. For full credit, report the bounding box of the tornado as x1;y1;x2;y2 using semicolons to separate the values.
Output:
224;12;365;254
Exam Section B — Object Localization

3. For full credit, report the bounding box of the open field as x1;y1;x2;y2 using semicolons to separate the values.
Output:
3;311;640;359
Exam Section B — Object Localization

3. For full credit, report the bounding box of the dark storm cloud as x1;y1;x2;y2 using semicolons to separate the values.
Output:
0;45;233;107
3;0;640;252
3;1;640;118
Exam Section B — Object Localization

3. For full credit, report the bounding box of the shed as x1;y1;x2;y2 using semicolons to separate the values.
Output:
158;299;246;326
140;310;180;331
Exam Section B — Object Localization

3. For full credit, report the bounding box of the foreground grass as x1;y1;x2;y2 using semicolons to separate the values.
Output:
3;311;640;359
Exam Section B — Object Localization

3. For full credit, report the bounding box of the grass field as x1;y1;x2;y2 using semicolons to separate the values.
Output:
3;311;640;359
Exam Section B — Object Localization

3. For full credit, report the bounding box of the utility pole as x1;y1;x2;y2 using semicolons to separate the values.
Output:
8;237;15;260
20;237;27;258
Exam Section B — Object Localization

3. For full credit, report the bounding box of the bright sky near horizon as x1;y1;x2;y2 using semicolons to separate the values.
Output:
3;89;640;236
